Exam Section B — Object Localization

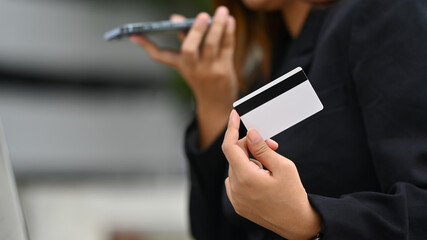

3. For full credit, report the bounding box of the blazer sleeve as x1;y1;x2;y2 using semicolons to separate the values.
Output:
185;117;251;239
184;118;228;240
309;0;427;239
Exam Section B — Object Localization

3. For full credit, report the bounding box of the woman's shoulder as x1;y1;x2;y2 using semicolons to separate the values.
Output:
330;0;426;25
320;0;426;45
333;0;426;11
311;0;426;86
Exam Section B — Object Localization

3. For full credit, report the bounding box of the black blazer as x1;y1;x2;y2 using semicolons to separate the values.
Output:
185;0;427;239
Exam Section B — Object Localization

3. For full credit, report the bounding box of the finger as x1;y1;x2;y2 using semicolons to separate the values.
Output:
246;128;282;171
237;137;249;158
170;14;187;42
222;110;251;170
265;139;279;151
170;14;186;22
222;109;240;149
202;6;229;61
181;12;210;64
219;16;236;61
249;158;263;169
130;35;179;68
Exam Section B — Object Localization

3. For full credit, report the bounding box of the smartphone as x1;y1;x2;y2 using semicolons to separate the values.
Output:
104;18;212;41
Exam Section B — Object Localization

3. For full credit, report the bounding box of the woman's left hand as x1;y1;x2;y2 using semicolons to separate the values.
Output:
222;110;321;240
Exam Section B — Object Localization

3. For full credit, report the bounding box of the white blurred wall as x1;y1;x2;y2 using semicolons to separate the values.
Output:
0;0;206;239
0;84;192;176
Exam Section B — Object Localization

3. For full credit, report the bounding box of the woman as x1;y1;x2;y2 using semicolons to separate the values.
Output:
130;0;427;239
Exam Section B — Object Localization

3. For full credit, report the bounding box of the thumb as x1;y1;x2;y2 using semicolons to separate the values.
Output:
247;128;282;171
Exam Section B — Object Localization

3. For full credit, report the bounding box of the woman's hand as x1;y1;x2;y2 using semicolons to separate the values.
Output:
222;110;322;240
130;6;238;149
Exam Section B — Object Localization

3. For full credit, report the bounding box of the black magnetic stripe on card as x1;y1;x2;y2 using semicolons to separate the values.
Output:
234;70;308;116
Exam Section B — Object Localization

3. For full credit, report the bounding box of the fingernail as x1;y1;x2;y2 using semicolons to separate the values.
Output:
216;6;228;16
195;14;209;25
247;129;261;144
229;109;235;120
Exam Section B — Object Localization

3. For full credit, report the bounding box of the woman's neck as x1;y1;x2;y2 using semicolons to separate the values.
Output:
281;1;312;38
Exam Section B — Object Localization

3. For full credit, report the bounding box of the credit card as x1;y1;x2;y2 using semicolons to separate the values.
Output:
233;67;323;139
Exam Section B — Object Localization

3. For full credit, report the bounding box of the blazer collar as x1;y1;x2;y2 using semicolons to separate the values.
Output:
272;7;330;78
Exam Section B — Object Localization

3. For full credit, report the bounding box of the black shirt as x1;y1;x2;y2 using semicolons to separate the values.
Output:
185;0;427;239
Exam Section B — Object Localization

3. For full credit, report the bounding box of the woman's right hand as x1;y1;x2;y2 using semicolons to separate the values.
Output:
130;6;238;149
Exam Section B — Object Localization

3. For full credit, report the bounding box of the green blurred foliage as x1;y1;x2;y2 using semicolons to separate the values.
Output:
142;0;213;16
168;71;194;103
152;0;212;12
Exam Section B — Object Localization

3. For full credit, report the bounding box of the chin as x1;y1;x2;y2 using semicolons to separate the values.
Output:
242;0;285;11
242;0;264;10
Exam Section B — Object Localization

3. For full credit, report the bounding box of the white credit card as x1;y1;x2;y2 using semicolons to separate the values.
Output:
233;67;323;139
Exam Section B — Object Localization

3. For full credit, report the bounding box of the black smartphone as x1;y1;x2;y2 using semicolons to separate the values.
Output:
104;18;212;41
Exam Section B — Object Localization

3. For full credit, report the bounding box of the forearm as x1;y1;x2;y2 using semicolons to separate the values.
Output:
196;102;233;149
185;118;228;197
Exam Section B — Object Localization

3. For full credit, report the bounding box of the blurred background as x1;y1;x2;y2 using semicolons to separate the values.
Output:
0;0;211;239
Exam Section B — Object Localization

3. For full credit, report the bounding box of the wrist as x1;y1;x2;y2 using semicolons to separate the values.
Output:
298;204;322;240
280;202;321;240
196;103;232;149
